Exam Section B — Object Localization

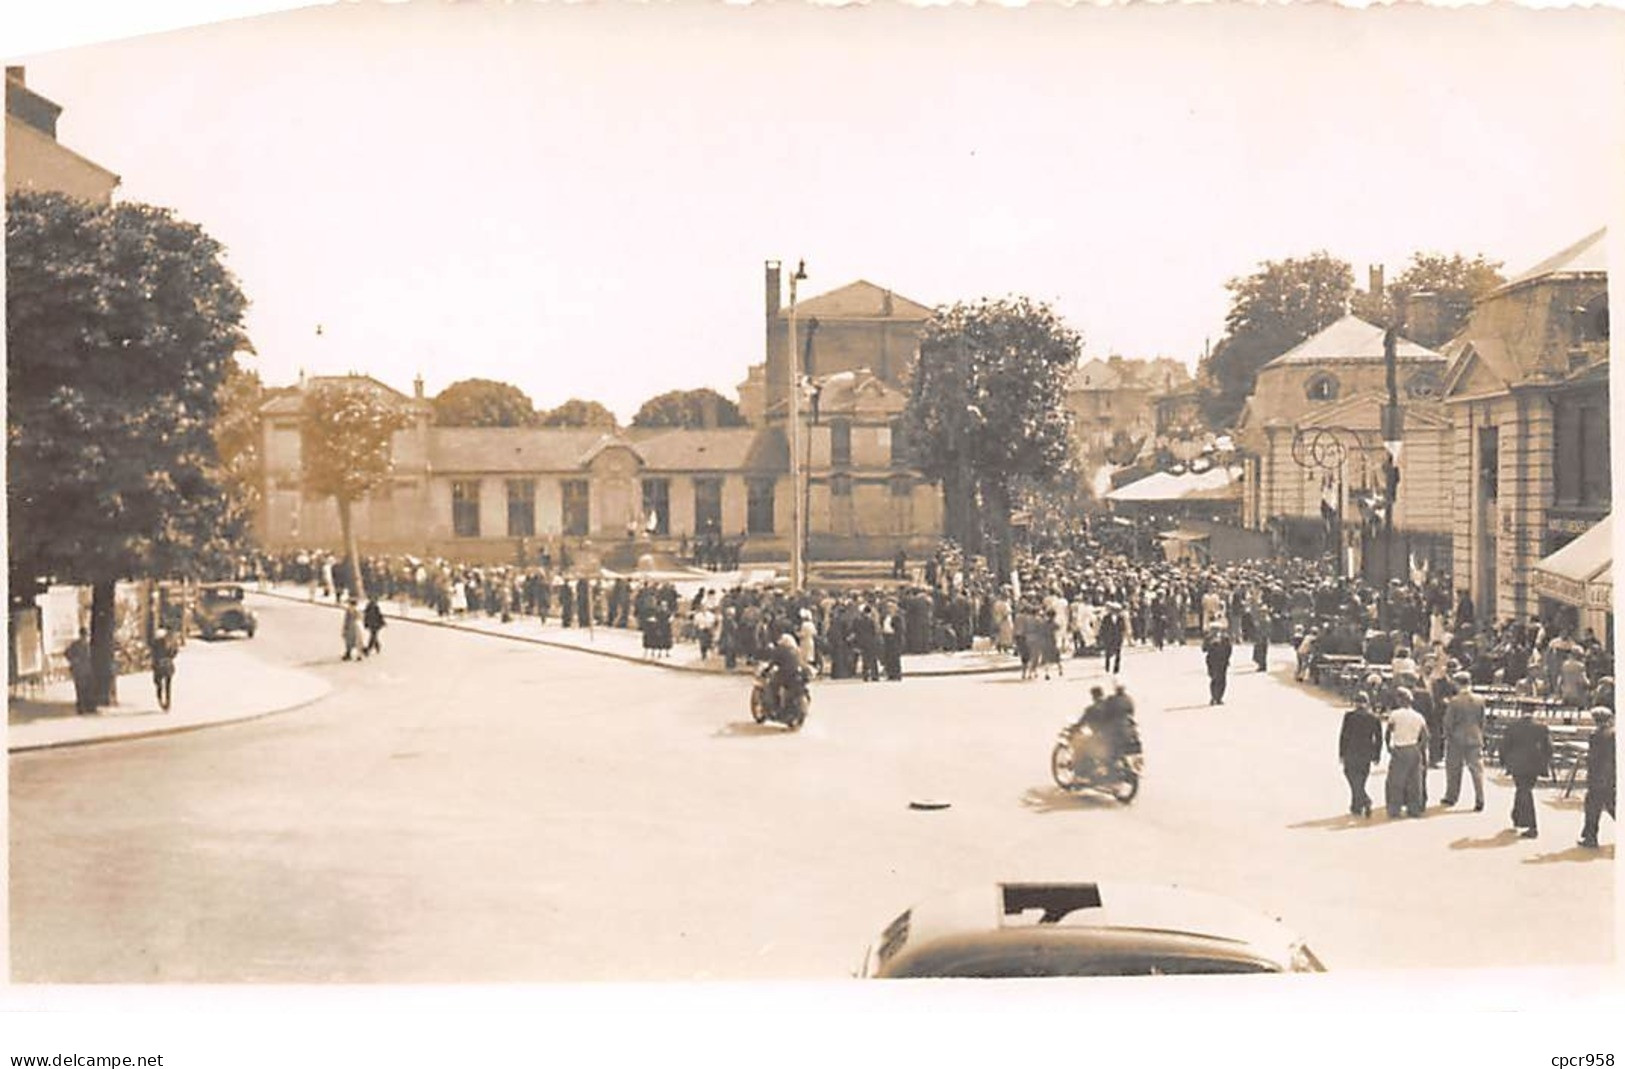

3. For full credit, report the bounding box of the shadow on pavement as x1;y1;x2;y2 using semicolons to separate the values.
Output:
1287;813;1381;831
1018;786;1123;813
1524;843;1614;865
1448;828;1525;850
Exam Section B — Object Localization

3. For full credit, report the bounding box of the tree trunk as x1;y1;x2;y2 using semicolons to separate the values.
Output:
90;577;118;707
337;496;367;601
943;460;975;552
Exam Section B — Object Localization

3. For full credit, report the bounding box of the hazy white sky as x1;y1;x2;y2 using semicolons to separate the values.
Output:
9;2;1624;421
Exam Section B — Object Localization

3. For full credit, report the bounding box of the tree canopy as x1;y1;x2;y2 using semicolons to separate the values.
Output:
432;377;539;427
214;358;266;549
1197;252;1354;429
631;388;745;429
903;296;1080;568
1359;252;1505;347
6;191;249;588
538;398;619;429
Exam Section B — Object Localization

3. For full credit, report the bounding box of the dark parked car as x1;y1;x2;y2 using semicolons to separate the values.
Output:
193;583;258;640
858;881;1325;978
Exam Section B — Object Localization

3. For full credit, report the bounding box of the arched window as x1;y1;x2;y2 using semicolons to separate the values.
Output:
1405;371;1441;400
1304;373;1340;402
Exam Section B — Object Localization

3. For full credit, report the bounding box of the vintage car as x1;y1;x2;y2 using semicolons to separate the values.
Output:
858;881;1325;978
193;582;258;639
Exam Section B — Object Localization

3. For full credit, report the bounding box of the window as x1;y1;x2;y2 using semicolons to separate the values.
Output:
1405;372;1441;401
641;478;670;536
890;418;909;468
746;477;776;535
830;420;852;467
890;474;914;497
831;473;853;497
693;477;723;535
562;479;590;537
1577;294;1610;342
1304;374;1340;402
1580;404;1611;507
451;480;481;538
506;479;536;538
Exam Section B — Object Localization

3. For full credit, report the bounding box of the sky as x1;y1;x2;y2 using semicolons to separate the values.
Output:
6;2;1624;423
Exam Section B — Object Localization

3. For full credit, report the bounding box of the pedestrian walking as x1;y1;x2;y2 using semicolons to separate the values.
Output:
881;601;904;681
1439;671;1486;810
1203;623;1233;705
1338;692;1382;816
1500;711;1553;838
1384;687;1429;818
1099;603;1124;675
65;627;95;714
1577;707;1614;849
341;597;362;661
150;628;177;711
362;596;385;656
1252;609;1271;673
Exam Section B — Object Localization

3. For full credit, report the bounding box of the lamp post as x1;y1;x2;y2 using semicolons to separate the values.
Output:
786;259;807;594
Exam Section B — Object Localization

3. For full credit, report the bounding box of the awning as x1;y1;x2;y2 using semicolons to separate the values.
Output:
1531;514;1612;608
1105;466;1242;503
1158;529;1211;543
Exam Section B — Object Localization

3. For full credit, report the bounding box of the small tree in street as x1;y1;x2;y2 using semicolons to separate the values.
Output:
903;296;1080;570
214;358;267;551
299;381;412;599
7;192;249;705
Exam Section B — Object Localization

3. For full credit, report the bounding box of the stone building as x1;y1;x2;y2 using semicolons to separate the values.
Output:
1440;228;1610;638
1235;314;1453;574
5;67;119;204
1065;355;1191;464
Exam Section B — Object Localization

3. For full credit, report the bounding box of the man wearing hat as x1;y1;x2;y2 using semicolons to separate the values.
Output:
1338;691;1383;816
1578;707;1615;849
1440;670;1487;811
1500;708;1553;838
1099;602;1125;675
1202;622;1233;706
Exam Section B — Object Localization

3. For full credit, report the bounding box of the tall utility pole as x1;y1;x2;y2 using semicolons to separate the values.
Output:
786;260;807;593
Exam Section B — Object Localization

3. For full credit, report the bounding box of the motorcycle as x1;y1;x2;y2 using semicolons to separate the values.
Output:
750;664;811;730
1050;721;1142;803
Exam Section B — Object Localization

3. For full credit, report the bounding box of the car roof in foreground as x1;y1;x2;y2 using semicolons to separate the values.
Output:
873;881;1309;976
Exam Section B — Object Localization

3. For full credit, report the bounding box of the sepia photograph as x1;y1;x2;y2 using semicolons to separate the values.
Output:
4;0;1623;1062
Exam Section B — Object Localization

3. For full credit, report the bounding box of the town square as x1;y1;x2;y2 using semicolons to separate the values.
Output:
5;1;1623;1065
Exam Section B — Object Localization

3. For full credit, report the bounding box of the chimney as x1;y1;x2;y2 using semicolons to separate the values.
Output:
882;289;894;316
1403;292;1445;349
765;261;781;323
413;374;425;399
1369;265;1384;303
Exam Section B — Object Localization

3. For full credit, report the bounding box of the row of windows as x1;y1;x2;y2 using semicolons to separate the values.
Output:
1302;371;1442;403
829;418;909;468
449;478;777;538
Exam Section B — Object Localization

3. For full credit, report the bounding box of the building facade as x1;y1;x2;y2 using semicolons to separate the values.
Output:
1440;228;1610;635
5;67;119;204
1235;314;1454;573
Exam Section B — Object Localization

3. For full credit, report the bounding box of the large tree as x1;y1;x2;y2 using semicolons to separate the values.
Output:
538;398;618;429
903;296;1080;568
1199;252;1354;429
432;377;539;427
7;191;248;704
214;357;266;550
631;387;745;429
299;381;412;599
1356;252;1505;347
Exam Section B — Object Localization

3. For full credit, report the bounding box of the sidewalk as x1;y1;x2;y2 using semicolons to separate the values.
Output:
259;583;1024;678
8;639;331;753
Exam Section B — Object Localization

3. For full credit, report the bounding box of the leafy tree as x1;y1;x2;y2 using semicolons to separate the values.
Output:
538;398;618;429
7;191;248;704
432;377;539;427
299;381;412;599
903;296;1080;570
214;357;266;549
1356;252;1505;347
631;388;745;429
1198;252;1354;429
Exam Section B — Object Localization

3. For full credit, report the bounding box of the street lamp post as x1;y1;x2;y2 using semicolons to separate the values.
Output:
786;260;807;594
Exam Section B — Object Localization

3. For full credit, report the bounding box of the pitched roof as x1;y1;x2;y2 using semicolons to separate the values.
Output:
428;428;609;473
1489;227;1607;297
633;428;783;471
1261;315;1444;369
1105;465;1242;503
784;280;933;322
259;374;429;416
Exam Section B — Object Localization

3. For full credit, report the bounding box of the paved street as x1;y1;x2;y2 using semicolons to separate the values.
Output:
9;595;1613;982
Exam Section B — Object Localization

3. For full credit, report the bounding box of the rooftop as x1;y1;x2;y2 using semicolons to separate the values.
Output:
1261;315;1444;369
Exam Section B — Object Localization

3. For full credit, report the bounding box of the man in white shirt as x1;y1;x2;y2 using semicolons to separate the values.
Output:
1384;687;1430;818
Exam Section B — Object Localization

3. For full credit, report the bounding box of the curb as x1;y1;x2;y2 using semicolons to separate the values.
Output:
8;686;333;755
253;588;1023;679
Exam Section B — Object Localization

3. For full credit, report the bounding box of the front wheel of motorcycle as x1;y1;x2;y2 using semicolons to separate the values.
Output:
749;685;768;724
1050;742;1078;790
1111;769;1140;804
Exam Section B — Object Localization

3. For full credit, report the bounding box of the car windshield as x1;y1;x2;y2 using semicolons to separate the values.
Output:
202;588;244;603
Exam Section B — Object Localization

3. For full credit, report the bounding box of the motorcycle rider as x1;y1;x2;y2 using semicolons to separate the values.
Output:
761;632;808;715
1102;679;1142;759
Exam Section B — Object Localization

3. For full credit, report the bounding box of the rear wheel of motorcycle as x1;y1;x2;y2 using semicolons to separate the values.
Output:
749;685;768;724
786;693;808;731
1111;770;1140;804
1050;742;1077;790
